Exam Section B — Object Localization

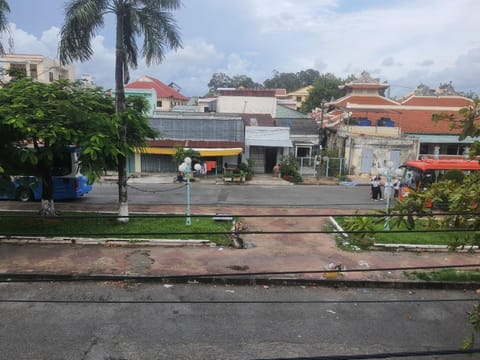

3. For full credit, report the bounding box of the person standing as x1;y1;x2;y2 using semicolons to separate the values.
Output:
393;178;401;198
273;163;280;178
372;176;381;200
376;175;383;200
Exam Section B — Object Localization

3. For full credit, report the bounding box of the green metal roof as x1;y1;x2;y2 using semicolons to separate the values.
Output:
408;134;476;143
275;105;308;119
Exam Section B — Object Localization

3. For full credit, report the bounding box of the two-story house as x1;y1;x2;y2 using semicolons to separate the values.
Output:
0;53;75;83
124;76;189;114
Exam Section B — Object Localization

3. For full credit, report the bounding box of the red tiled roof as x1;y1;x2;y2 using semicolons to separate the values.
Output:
401;96;473;107
325;94;475;134
400;109;462;134
328;108;464;134
335;95;400;107
147;139;244;149
125;76;188;101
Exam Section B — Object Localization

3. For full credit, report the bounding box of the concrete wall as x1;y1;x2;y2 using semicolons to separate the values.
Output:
341;135;420;175
217;96;277;117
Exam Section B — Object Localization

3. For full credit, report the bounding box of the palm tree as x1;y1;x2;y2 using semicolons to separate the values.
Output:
59;0;182;221
0;0;11;55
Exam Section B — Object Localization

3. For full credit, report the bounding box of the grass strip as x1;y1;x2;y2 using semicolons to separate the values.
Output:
0;212;234;247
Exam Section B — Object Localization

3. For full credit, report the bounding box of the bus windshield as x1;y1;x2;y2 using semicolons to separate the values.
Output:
400;159;480;195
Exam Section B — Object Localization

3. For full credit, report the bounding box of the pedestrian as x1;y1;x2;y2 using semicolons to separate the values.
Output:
376;175;383;200
370;175;375;200
273;163;280;178
393;178;401;198
371;176;381;201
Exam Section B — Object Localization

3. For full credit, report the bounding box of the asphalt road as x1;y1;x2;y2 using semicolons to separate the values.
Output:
1;282;477;360
88;182;383;209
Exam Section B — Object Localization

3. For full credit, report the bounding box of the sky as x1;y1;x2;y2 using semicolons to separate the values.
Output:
5;0;480;98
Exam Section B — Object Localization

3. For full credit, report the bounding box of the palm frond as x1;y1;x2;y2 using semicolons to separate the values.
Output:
121;1;140;69
137;5;182;65
0;0;10;32
59;0;109;64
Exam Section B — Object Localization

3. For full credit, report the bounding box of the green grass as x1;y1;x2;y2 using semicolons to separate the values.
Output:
404;269;480;282
0;212;234;247
373;223;476;246
335;216;478;246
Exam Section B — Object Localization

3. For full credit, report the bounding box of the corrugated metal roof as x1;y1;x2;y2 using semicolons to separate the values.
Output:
408;134;475;143
275;105;308;119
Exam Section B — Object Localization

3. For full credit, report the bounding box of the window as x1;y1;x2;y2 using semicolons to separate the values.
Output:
10;63;27;77
49;72;54;82
157;100;162;108
30;64;38;80
296;96;302;102
297;147;309;157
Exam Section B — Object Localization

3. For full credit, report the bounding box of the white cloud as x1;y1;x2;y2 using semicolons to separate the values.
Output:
5;0;480;98
9;23;52;55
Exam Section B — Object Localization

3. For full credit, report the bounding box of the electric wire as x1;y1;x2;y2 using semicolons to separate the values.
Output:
0;298;477;305
254;348;480;359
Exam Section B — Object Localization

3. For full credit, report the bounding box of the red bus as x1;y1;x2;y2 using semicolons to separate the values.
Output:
399;159;480;200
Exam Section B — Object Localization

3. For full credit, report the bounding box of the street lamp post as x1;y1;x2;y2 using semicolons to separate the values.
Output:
178;157;202;226
378;161;403;231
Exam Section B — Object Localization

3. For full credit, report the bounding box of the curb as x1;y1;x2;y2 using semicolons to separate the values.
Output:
0;236;215;247
1;272;479;290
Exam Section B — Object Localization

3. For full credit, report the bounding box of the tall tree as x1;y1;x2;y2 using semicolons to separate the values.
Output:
301;73;351;113
207;72;233;94
207;72;261;95
230;74;261;89
0;78;156;215
263;70;301;92
0;0;10;55
59;0;182;222
297;69;320;88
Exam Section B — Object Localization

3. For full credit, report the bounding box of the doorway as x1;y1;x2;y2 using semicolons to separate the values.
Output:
265;148;277;173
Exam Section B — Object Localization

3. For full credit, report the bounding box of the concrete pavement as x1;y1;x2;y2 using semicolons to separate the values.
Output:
0;174;478;287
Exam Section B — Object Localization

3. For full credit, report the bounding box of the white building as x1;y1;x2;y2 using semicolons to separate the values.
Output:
216;88;277;117
0;53;75;83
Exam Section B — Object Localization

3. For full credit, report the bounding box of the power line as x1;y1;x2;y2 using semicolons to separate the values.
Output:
0;298;477;305
1;263;478;283
254;348;480;360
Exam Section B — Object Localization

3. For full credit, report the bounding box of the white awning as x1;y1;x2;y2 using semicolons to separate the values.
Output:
247;139;293;147
245;126;293;148
410;134;475;144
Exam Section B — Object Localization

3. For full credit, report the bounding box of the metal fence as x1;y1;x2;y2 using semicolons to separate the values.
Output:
297;157;346;178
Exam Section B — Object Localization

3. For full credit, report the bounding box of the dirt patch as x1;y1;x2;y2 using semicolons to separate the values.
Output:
301;178;339;185
126;250;154;274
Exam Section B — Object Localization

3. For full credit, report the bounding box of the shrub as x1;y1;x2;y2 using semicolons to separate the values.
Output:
280;155;303;183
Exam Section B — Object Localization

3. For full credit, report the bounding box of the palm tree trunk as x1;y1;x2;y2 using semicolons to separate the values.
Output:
115;10;128;223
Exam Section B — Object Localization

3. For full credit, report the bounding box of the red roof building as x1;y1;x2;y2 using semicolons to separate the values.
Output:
125;76;188;112
310;72;476;175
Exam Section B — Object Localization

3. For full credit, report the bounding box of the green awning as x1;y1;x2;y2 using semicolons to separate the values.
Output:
409;134;476;144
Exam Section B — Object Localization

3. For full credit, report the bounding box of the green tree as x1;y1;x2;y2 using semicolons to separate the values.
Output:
433;99;480;157
263;70;302;92
0;0;10;55
207;72;232;94
207;72;261;94
59;0;182;221
0;78;156;215
172;145;200;166
297;69;321;88
301;73;349;113
230;74;261;89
